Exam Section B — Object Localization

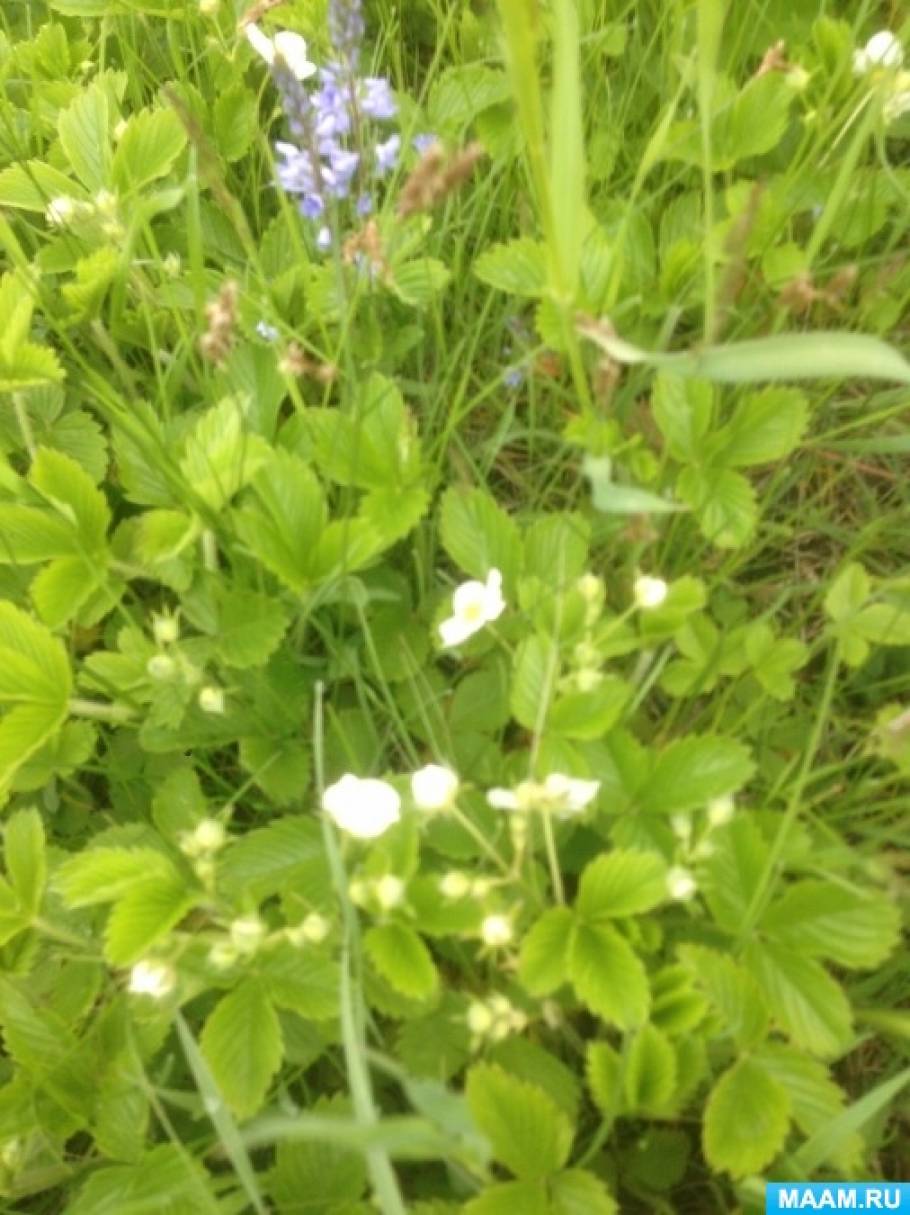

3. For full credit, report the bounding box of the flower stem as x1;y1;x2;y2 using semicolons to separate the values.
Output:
68;697;136;723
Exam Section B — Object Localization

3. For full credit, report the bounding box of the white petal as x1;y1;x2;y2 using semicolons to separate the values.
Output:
864;30;903;69
245;22;276;65
439;613;480;647
411;763;459;811
273;31;317;80
322;774;401;839
482;568;506;620
486;787;520;811
852;48;871;75
564;777;600;810
451;579;488;616
633;575;668;609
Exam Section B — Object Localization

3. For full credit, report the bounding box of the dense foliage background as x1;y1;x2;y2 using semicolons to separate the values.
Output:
0;0;907;1210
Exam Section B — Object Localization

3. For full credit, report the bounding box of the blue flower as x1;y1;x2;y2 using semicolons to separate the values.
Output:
360;77;397;120
375;133;400;174
256;321;280;342
413;133;438;154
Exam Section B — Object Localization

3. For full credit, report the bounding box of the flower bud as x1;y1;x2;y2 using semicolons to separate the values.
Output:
230;915;266;955
374;874;405;910
198;686;226;714
128;959;176;999
481;914;513;947
633;575;669;610
466;1001;494;1035
152;614;179;646
706;794;735;828
667;866;697;901
301;912;330;943
147;654;177;681
207;942;238;970
439;871;470;899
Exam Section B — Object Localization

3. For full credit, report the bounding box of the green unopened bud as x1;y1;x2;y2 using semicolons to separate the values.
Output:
439;871;470;899
374;874;405;910
152;614;179;646
467;1001;493;1035
230;915;265;955
198;686;225;714
208;942;238;970
147;654;177;681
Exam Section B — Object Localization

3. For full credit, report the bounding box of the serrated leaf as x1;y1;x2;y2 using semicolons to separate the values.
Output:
55;846;175;907
761;880;900;970
637;733;754;815
575;850;667;921
58;84;111;191
234;450;327;593
548;676;629;740
30;446;110;549
0;506;78;562
200;979;283;1119
651;374;714;462
745;940;852;1058
104;874;196;965
213;84;258;164
466;1063;573;1180
715;387;809;466
0;160;86;211
261;944;340;1021
624;1023;677;1114
215;589;289;669
180;398;270;511
551;1168;618;1214
391;258;452;307
4;808;45;915
364;923;439;1001
677;943;768;1048
31;555;102;628
679;465;757;548
474;239;548;297
586;1041;622;1117
510;634;557;730
518;906;573;996
568;920;650;1029
440;486;521;585
754;1044;861;1171
702;815;769;934
112;105;186;192
703;1057;791;1177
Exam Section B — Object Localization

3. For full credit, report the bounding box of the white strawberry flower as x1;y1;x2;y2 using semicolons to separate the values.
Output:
541;773;601;816
438;569;505;648
853;30;904;74
45;196;78;226
480;914;513;947
244;23;317;81
128;959;176;999
322;774;401;839
633;575;669;610
411;764;459;811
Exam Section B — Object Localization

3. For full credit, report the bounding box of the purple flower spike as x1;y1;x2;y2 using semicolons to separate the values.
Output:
356;193;373;215
328;0;365;64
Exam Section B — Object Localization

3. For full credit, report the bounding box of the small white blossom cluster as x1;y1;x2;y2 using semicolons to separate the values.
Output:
467;994;527;1046
668;794;738;900
853;30;910;123
349;873;407;912
45;189;124;239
